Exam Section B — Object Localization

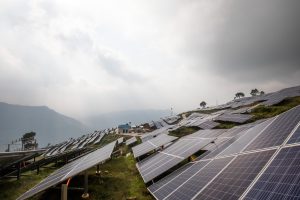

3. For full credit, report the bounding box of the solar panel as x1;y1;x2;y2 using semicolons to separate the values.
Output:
132;134;177;158
16;141;116;200
137;138;213;183
151;161;209;200
125;137;137;146
164;156;234;200
197;120;220;129
215;113;253;123
244;145;300;200
216;118;274;157
117;137;124;144
194;149;276;200
148;162;194;193
140;126;170;142
244;105;300;151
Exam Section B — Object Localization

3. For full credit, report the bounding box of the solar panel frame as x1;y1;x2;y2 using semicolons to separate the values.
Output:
17;141;116;200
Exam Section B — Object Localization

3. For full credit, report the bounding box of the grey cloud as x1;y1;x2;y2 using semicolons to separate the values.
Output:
187;0;300;82
97;51;144;83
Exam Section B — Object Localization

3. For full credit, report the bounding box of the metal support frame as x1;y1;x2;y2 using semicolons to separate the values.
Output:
81;171;89;199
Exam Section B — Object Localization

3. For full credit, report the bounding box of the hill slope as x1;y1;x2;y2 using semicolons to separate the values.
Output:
0;102;88;150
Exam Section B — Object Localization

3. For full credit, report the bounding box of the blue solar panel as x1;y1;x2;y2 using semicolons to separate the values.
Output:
244;145;300;200
165;157;234;200
151;161;209;200
244;106;300;151
194;149;276;200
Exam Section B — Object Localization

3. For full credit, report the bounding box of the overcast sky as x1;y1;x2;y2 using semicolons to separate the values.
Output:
0;0;299;119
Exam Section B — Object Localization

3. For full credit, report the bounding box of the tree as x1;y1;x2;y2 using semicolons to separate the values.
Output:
200;101;207;108
235;92;245;99
22;131;38;150
260;91;265;95
250;88;259;96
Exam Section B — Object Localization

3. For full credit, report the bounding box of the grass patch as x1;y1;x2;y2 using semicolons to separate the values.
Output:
169;126;200;138
0;164;56;200
250;96;300;121
0;141;153;200
214;121;238;129
87;154;153;200
181;108;226;118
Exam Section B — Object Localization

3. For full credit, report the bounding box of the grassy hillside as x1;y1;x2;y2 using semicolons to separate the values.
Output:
0;134;153;200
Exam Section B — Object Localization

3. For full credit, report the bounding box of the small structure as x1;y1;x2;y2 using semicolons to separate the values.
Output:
117;123;131;134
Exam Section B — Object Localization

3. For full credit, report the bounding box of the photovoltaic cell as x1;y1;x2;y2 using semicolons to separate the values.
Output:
137;138;212;183
244;145;300;200
165;157;234;200
151;161;209;200
148;163;194;192
194;149;276;200
16;141;116;200
244;105;300;151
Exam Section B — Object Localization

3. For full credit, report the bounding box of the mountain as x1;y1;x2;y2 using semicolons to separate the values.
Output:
0;102;89;151
86;109;171;129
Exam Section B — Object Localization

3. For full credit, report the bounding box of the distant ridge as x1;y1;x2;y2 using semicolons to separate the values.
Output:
0;102;89;150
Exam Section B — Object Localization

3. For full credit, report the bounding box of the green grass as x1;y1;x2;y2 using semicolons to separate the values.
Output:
0;164;56;200
250;96;300;121
0;140;153;200
169;126;200;138
214;121;238;129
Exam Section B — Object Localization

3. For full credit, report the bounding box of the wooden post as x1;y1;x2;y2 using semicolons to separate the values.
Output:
61;184;68;200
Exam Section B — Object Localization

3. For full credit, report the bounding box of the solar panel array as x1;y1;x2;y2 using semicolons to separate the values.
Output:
137;135;214;183
17;141;116;200
126;136;137;146
45;130;106;157
132;134;178;158
147;105;300;200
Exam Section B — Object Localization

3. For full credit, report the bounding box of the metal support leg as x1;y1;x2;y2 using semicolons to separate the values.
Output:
17;162;21;180
96;165;100;175
82;171;89;199
61;184;68;200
